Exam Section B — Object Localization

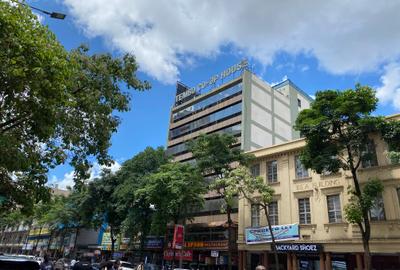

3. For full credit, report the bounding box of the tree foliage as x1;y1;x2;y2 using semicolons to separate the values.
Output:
188;133;252;270
136;162;206;230
294;84;400;270
221;166;279;270
0;1;150;214
114;147;169;254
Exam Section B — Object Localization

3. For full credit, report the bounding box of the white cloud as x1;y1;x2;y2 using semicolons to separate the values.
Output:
376;63;400;110
62;0;400;84
48;161;121;190
32;12;44;24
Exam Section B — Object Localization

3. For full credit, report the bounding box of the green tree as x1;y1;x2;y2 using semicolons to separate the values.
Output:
114;147;169;259
0;1;150;214
223;166;279;270
188;133;252;270
294;84;400;270
80;173;125;258
137;162;205;266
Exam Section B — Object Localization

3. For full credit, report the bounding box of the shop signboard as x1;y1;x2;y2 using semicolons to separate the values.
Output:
275;243;323;254
211;251;219;258
163;249;193;261
172;225;184;249
101;231;120;251
245;223;299;244
185;240;228;249
145;237;164;249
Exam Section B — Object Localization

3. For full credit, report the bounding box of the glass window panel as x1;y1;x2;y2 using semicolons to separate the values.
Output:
298;198;311;224
169;102;242;140
251;164;260;177
251;204;260;227
295;155;309;179
370;194;386;221
172;83;242;122
327;195;342;223
267;160;278;183
166;124;241;156
361;139;378;168
268;202;278;225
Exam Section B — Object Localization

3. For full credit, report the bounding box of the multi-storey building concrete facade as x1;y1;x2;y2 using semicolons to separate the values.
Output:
166;61;313;268
238;115;400;270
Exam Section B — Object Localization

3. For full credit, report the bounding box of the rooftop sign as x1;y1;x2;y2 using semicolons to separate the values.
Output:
174;59;248;107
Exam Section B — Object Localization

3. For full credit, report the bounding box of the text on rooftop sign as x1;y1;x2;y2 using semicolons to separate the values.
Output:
175;60;248;105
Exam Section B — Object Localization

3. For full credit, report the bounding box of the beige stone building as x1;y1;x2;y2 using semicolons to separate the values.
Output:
238;115;400;270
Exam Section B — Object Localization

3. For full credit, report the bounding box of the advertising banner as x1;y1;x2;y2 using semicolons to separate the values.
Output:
245;223;299;244
172;225;184;249
164;249;193;261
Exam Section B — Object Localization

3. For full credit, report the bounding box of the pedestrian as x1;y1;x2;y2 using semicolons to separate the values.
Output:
137;261;144;270
71;257;77;267
111;259;121;270
255;265;266;270
40;255;54;270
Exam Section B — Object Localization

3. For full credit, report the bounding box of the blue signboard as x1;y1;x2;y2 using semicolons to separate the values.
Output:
245;223;299;244
145;237;164;249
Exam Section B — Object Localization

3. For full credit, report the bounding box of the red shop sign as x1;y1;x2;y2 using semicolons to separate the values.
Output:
163;249;193;261
172;225;184;249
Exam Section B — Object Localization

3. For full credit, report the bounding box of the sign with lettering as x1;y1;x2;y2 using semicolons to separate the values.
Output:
275;243;323;254
245;224;299;244
185;240;228;249
172;224;185;249
211;250;219;257
174;60;248;107
163;249;193;261
145;237;164;249
295;179;342;192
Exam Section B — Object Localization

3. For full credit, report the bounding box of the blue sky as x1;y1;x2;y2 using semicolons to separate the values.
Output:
29;0;400;188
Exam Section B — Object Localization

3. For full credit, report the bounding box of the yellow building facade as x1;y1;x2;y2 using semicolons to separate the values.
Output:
238;119;400;270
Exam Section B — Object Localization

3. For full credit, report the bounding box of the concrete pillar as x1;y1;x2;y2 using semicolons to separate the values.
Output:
287;254;292;270
239;250;246;270
263;251;269;269
356;253;363;270
319;253;325;270
291;253;297;270
243;251;247;270
325;252;332;270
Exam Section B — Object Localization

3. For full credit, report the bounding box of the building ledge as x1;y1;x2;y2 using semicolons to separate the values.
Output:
294;177;312;182
324;222;349;232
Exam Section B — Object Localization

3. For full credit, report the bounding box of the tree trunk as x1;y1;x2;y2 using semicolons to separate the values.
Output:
227;205;233;270
350;166;372;270
264;207;279;270
110;227;116;259
362;234;372;270
73;227;80;257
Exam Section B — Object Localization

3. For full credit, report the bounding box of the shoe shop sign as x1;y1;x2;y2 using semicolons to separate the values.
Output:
275;243;323;254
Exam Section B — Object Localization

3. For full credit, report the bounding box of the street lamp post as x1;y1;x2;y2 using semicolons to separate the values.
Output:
13;0;67;20
28;4;66;20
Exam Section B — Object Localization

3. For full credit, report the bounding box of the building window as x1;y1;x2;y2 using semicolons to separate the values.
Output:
327;194;342;223
267;160;278;183
361;139;378;168
295;155;309;179
397;188;400;212
298;198;311;224
251;204;260;227
370;194;386;221
268;201;279;225
297;98;301;107
251;164;260;177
